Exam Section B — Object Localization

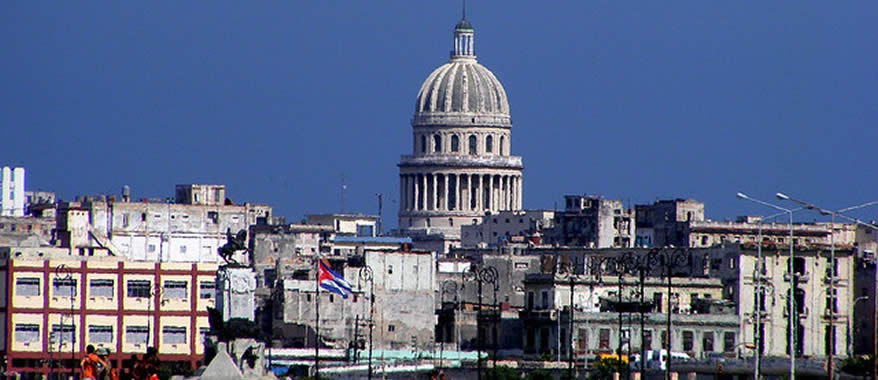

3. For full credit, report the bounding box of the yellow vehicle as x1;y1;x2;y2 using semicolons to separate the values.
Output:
597;353;629;364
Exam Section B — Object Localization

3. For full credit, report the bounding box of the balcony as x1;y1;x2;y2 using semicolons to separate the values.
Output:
783;306;809;318
783;271;809;283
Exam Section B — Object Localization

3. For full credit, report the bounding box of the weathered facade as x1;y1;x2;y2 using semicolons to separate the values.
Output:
549;195;635;248
54;185;272;263
460;210;553;248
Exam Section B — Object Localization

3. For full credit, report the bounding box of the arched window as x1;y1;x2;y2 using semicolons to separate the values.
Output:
486;136;493;153
469;135;477;154
420;135;427;153
500;136;505;155
451;135;459;152
433;134;442;153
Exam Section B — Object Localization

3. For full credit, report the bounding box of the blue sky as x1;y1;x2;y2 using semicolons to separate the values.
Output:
2;1;877;227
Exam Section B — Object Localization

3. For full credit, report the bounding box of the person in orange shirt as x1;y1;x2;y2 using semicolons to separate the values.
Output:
80;345;107;380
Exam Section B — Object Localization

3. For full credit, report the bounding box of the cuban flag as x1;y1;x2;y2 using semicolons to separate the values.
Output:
318;259;353;298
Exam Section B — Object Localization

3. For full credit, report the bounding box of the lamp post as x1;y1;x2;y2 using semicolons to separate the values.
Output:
776;194;878;380
359;266;374;380
470;265;497;380
737;192;796;380
752;210;799;380
439;280;458;372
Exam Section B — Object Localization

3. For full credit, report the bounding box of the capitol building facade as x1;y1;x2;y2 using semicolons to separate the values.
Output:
398;17;523;252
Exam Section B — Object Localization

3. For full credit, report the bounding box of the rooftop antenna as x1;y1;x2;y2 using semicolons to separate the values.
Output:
462;0;466;19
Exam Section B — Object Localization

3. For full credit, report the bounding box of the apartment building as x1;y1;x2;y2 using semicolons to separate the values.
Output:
0;249;218;376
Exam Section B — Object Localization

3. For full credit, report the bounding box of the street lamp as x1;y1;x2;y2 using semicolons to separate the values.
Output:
776;193;878;379
358;266;375;380
737;192;796;380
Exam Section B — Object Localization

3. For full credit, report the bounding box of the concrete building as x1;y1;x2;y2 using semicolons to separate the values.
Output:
273;250;435;351
720;243;856;358
460;210;554;248
635;199;705;248
548;195;635;248
0;248;218;377
54;185;272;263
519;273;737;359
24;191;55;218
249;223;334;289
1;167;25;217
687;218;832;248
0;216;55;247
397;17;524;253
305;214;378;238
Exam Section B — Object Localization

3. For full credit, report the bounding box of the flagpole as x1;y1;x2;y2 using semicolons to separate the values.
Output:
315;257;320;379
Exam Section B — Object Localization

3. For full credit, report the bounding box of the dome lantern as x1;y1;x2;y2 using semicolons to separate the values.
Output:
451;18;475;60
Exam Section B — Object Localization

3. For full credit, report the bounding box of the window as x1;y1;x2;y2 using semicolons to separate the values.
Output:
123;214;130;227
199;327;211;344
356;224;374;237
500;136;505;155
388;265;393;275
89;279;115;298
141;213;147;221
420;135;426;153
485;135;493;153
661;330;668;349
207;211;218;224
127;280;151;298
126;326;148;344
451;135;459;152
469;135;477;154
703;332;714;352
15;277;40;296
200;281;216;299
541;290;549;309
723;332;736;352
52;324;75;344
388;325;395;332
527;292;534;309
163;280;187;299
179;245;187;253
14;324;40;343
599;328;611;349
162;326;187;344
433;135;441;152
526;328;535;348
643;330;652;350
53;278;77;297
147;244;156;253
88;325;113;343
682;331;694;351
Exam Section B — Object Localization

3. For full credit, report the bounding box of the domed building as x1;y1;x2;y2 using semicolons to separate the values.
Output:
398;17;523;252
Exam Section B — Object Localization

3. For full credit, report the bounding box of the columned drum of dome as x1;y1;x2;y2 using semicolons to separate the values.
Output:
398;17;523;240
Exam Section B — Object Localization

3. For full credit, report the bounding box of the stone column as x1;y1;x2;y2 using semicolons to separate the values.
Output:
474;174;482;211
431;174;437;211
441;173;448;211
421;174;427;211
487;174;493;211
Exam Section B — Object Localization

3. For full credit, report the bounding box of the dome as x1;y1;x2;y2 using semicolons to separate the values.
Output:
412;19;511;127
414;61;509;116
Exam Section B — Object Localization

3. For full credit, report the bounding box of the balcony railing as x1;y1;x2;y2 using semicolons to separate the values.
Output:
783;271;809;283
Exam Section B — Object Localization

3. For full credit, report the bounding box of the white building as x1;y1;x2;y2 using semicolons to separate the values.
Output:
1;167;25;217
55;185;272;263
397;17;523;253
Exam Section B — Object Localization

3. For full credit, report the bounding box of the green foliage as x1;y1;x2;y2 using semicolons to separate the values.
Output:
587;357;627;380
484;365;520;380
840;355;874;377
523;369;553;380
